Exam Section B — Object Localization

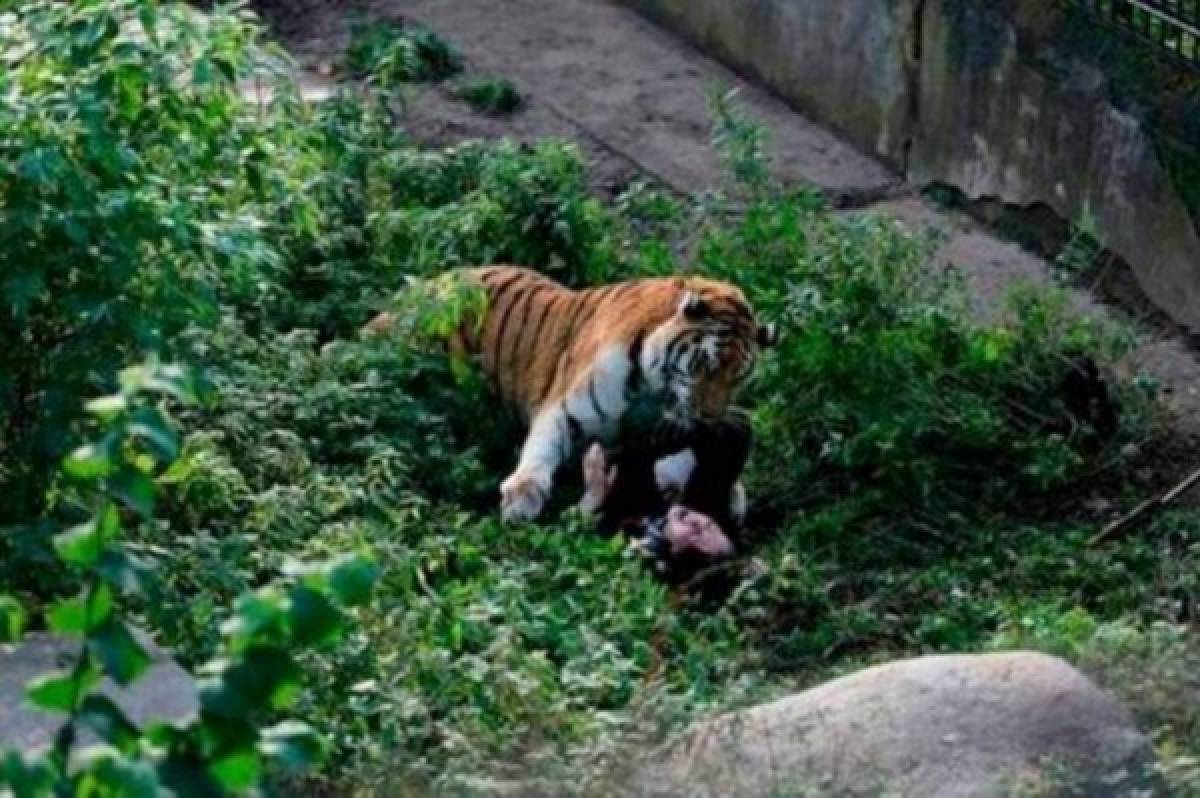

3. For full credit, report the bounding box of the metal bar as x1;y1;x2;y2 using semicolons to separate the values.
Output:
1124;0;1200;38
1067;0;1200;70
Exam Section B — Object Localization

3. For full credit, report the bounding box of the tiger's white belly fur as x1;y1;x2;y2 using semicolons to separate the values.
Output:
560;345;635;445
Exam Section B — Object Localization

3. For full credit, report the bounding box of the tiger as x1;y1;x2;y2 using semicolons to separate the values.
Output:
365;265;776;523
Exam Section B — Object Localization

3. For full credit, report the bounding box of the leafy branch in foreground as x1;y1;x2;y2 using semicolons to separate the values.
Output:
0;362;378;797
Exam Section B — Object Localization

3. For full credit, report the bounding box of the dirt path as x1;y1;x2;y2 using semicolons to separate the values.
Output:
254;0;1200;444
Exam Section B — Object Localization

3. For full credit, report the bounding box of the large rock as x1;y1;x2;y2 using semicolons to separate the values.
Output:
0;633;197;754
641;652;1157;797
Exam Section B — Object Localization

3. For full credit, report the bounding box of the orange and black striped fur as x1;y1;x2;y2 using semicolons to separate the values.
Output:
366;265;775;522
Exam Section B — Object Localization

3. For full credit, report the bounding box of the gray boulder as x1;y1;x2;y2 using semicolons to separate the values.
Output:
642;651;1157;797
0;632;197;754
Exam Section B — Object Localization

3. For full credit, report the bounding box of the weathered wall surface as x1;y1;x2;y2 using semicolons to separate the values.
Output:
620;0;1200;330
619;0;918;160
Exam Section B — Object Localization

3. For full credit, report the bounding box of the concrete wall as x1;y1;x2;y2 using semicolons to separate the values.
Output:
620;0;1200;331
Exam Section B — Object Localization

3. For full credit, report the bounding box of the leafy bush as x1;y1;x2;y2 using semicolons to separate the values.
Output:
458;76;524;115
344;19;461;86
367;138;627;287
702;92;1139;529
0;0;288;527
0;362;378;796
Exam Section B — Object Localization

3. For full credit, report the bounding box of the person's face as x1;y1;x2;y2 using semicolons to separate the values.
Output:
665;506;733;559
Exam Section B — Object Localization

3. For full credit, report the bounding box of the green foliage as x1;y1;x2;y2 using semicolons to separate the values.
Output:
0;595;25;643
344;19;461;86
738;211;1122;516
367;138;626;287
458;76;524;115
0;0;291;529
710;87;772;195
701;94;1138;529
1056;203;1105;275
0;363;378;796
2;0;1193;792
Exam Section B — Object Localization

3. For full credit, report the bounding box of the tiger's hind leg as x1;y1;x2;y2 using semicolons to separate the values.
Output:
501;406;571;523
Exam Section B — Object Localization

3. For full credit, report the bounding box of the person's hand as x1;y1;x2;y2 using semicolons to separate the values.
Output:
578;442;617;517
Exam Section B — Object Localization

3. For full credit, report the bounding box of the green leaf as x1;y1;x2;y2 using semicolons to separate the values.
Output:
64;440;117;480
96;549;151;597
221;589;288;654
284;558;328;592
208;748;261;791
0;751;54;796
49;584;114;636
259;720;326;772
137;5;159;44
142;721;188;750
2;270;46;319
26;662;100;713
55;505;120;568
199;648;288;715
55;519;106;568
16;147;64;184
78;754;160;798
85;395;128;422
70;744;159;796
49;599;87;635
193;58;215;87
326;553;379;608
118;363;196;404
0;595;25;643
88;620;151;687
223;643;304;710
286;587;343;649
127;405;179;464
109;470;156;518
78;695;140;754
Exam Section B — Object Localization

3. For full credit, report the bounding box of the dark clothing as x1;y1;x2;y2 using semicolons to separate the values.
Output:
598;410;753;538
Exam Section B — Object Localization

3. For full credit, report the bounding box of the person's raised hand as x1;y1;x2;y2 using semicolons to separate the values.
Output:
579;442;618;516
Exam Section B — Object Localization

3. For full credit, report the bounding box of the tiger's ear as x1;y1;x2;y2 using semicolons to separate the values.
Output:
678;291;708;320
757;322;779;348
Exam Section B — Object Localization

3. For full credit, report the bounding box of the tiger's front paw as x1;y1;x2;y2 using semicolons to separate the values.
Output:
501;470;551;523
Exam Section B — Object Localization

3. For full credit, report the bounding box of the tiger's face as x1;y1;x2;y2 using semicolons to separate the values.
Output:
647;286;776;424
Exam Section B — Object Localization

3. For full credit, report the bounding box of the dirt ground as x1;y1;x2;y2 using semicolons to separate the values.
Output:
252;0;1200;461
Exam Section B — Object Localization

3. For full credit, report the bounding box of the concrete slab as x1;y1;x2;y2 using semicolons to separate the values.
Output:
252;0;900;198
0;633;197;755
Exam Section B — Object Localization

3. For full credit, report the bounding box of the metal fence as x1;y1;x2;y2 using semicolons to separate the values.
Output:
1068;0;1200;69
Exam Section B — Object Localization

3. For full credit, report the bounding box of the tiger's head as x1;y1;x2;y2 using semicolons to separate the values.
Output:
643;281;777;424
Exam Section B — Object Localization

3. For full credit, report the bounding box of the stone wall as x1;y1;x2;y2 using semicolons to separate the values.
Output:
620;0;1200;331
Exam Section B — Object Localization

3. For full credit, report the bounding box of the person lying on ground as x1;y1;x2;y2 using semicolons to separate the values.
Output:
576;409;752;583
